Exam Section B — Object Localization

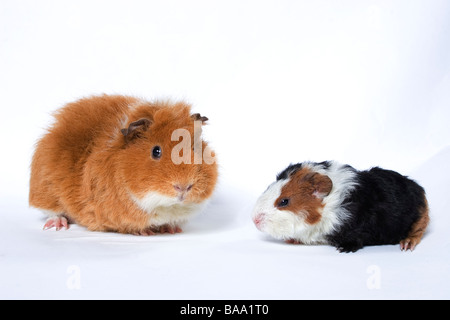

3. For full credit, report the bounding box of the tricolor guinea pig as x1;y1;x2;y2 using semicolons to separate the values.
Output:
252;161;429;252
30;94;218;235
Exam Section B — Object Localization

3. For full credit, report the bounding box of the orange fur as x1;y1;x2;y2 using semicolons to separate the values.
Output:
29;95;218;234
400;197;430;251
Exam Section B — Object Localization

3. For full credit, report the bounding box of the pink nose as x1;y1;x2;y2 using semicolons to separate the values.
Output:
173;184;193;193
253;213;265;230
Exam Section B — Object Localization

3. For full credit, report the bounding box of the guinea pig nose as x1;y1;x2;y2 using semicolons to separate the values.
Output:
174;184;193;193
253;213;266;230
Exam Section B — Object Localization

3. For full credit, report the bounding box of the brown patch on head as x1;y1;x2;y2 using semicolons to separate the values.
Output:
275;168;333;224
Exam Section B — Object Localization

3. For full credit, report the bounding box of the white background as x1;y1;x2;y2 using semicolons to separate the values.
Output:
1;0;450;299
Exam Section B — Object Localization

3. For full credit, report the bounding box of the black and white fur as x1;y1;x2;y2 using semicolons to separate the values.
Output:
252;161;429;252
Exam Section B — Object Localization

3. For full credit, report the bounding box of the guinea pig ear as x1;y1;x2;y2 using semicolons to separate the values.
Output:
191;113;209;124
304;172;333;200
121;118;152;143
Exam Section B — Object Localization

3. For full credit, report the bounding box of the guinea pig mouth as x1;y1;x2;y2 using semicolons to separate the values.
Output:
253;213;266;231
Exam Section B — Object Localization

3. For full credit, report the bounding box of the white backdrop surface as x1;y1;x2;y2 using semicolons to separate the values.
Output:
1;0;450;299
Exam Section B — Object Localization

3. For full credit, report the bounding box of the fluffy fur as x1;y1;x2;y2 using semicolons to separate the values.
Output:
29;94;218;235
252;161;429;252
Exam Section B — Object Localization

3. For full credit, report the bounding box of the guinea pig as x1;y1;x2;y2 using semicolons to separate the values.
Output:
29;94;218;235
252;161;429;252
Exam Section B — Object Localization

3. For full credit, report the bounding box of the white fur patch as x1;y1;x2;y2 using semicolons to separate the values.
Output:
131;191;205;226
252;161;358;244
252;179;300;240
303;161;358;234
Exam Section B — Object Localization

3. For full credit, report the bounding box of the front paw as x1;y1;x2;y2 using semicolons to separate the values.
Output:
157;224;183;234
285;239;303;245
134;224;182;236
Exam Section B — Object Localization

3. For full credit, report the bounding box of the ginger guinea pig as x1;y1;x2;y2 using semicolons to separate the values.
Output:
252;161;429;252
30;94;218;235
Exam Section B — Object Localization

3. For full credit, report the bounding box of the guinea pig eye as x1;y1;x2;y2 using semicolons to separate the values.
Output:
278;198;290;208
151;146;162;160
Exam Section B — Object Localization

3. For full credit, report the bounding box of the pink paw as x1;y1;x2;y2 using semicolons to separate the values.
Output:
158;224;183;234
43;216;69;231
400;238;419;251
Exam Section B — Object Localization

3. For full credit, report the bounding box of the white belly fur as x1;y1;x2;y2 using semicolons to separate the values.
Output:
130;191;206;226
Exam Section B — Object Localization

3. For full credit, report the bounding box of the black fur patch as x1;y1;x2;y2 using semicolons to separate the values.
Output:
276;161;332;181
276;163;303;181
326;167;427;253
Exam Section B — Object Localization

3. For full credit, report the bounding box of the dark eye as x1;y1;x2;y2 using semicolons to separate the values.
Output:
278;198;290;208
152;146;162;160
